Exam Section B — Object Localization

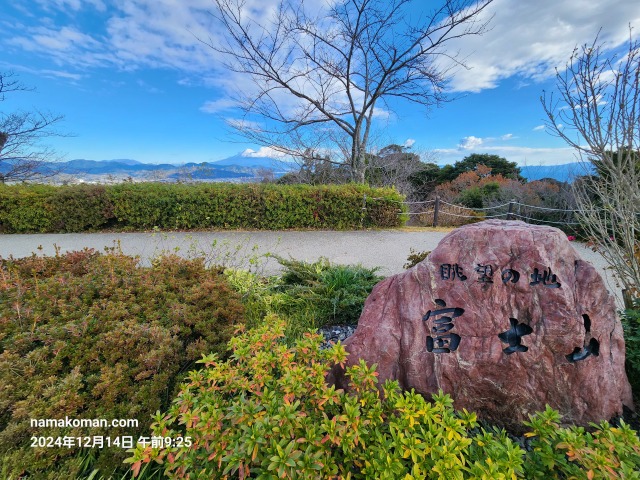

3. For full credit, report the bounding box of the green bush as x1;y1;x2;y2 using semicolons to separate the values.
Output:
129;317;640;479
0;183;57;232
622;304;640;397
50;184;114;232
0;183;406;232
127;317;525;479
0;183;113;233
0;250;245;479
455;183;500;209
274;256;381;326
224;257;381;342
523;406;640;478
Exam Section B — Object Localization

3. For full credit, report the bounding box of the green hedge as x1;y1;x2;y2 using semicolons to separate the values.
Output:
0;183;406;233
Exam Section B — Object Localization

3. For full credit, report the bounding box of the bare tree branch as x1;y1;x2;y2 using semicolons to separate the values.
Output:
0;71;67;183
207;0;493;182
542;27;640;302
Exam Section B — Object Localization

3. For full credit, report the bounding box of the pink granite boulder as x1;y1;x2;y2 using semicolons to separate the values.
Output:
331;220;633;427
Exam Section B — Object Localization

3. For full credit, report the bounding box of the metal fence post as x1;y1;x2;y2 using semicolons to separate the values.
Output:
433;196;440;227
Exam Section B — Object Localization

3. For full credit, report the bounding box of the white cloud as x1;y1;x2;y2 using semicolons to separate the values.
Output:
403;138;416;148
6;0;223;72
533;125;545;131
6;0;640;93
40;69;84;80
500;133;514;141
242;146;287;158
136;79;162;94
458;136;484;150
0;61;86;81
435;145;577;166
444;0;640;92
35;0;106;12
200;98;238;113
14;25;102;52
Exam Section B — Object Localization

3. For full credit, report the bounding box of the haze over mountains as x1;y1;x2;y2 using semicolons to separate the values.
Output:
3;151;587;183
40;153;294;183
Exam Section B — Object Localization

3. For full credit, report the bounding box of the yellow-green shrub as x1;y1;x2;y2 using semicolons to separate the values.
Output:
225;257;382;342
523;407;640;479
0;250;245;479
129;317;640;479
128;317;524;479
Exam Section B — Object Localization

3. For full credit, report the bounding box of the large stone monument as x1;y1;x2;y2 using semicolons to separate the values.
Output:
330;220;633;427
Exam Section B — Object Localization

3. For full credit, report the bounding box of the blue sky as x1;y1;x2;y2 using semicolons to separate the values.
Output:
1;0;639;166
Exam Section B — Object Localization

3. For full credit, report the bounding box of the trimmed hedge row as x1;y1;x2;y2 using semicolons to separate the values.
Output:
0;183;406;233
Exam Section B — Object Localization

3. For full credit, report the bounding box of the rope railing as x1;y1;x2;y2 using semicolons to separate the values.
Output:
437;211;511;219
438;199;514;211
361;193;638;229
403;211;435;216
509;212;583;226
389;196;586;229
511;202;582;213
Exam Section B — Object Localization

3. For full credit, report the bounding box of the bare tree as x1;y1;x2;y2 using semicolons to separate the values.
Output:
366;144;434;195
0;71;66;183
209;0;493;183
542;29;640;303
278;148;350;184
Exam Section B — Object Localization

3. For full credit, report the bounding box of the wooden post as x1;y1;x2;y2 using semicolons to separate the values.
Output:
622;289;637;310
507;199;515;220
360;194;367;228
433;196;440;227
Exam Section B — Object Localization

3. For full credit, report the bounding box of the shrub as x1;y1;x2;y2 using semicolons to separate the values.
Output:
127;317;525;479
523;406;640;478
0;250;245;479
455;182;500;209
404;248;431;269
49;184;114;232
129;318;640;479
274;256;381;326
0;183;406;232
108;183;405;230
622;303;640;397
0;183;56;233
225;257;382;342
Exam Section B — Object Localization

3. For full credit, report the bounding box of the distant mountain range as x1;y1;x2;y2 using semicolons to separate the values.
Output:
14;154;296;182
1;153;588;184
518;163;593;182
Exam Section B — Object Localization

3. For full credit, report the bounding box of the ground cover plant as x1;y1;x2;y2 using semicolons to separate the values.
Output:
224;256;382;342
0;248;245;479
0;183;406;233
128;317;640;479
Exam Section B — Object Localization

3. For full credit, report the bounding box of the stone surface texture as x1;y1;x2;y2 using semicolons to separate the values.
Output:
330;220;633;427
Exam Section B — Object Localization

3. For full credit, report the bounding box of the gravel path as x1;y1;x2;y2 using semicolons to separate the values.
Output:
0;228;624;308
